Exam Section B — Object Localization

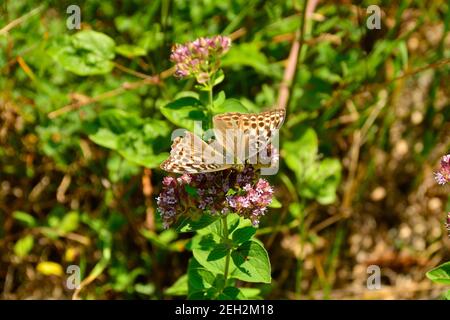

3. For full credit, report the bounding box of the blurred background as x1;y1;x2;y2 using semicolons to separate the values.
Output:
0;0;449;299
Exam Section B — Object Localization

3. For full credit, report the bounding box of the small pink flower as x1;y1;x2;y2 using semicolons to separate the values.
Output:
178;174;192;184
170;35;232;83
162;176;176;186
434;154;450;185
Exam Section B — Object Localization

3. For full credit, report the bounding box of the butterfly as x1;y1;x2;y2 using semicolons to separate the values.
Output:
160;108;285;174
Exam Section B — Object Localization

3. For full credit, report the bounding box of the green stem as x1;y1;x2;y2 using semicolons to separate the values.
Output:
208;80;214;128
208;82;214;109
222;216;231;287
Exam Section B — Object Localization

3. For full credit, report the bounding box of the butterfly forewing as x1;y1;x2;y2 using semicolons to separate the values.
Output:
213;108;285;164
160;108;285;174
160;131;231;174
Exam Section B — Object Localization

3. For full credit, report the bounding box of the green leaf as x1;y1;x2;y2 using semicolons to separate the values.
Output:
140;229;177;249
258;14;301;38
229;240;271;283
59;211;79;234
214;90;226;107
208;243;229;260
443;289;450;300
160;97;206;132
176;214;218;233
13;211;37;227
283;128;341;205
87;110;171;168
14;235;34;258
88;257;110;279
213;98;248;115
190;219;240;278
212;69;225;86
72;30;115;60
222;43;275;76
288;202;302;218
87;109;142;150
283;128;318;174
299;158;341;205
187;258;218;299
137;25;164;51
232;226;256;245
192;231;271;284
398;41;408;71
197;213;241;236
116;121;170;168
134;283;155;296
107;154;140;183
115;44;147;58
269;197;282;208
240;287;262;299
191;233;225;275
88;128;121;150
165;274;188;296
50;30;116;76
314;159;342;205
218;287;246;300
426;262;450;285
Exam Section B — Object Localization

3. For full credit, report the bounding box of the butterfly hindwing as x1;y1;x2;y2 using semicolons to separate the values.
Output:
160;131;231;174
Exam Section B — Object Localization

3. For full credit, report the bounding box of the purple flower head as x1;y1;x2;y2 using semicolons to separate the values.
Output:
434;154;450;185
156;166;274;228
170;35;232;83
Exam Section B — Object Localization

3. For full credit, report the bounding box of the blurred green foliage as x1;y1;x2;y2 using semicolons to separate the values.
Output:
1;0;449;299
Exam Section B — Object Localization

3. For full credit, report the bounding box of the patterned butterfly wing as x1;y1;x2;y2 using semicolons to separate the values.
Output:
212;108;285;164
160;131;231;174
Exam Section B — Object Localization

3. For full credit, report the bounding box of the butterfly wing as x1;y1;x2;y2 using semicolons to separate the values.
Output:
160;131;231;174
160;108;285;173
212;108;285;164
212;112;246;164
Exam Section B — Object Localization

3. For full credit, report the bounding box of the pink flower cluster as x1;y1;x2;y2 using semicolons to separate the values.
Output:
156;167;273;229
170;35;231;83
226;179;273;226
434;154;450;185
434;154;450;238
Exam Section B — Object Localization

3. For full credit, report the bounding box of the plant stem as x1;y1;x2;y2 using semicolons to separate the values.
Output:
208;82;214;109
208;81;214;128
222;215;231;287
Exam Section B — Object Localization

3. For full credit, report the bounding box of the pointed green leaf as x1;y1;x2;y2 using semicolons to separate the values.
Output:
13;211;37;227
229;240;271;283
176;215;218;233
165;274;188;296
115;44;147;58
426;262;450;285
160;97;207;132
14;235;34;258
232;226;256;245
